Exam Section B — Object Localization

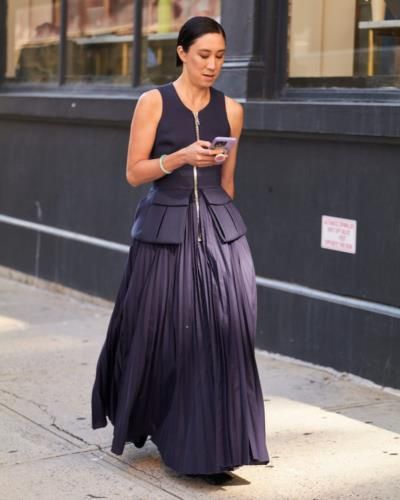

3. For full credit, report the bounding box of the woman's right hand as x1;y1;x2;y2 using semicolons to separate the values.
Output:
182;140;227;168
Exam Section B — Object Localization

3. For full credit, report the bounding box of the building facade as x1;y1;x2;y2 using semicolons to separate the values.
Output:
1;0;400;388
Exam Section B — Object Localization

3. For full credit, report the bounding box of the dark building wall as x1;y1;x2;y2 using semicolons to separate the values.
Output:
0;105;138;296
0;96;399;391
257;287;400;389
239;133;400;389
241;133;400;308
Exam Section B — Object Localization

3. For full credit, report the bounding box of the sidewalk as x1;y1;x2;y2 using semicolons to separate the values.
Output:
0;272;399;500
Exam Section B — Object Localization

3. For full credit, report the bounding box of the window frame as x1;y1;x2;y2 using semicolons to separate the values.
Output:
0;0;144;91
1;0;400;102
0;0;6;85
281;0;400;101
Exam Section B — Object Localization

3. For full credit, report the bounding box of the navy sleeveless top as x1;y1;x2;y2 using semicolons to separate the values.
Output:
130;82;247;244
151;82;231;190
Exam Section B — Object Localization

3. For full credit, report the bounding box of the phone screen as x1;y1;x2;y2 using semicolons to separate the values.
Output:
213;141;228;149
210;137;237;151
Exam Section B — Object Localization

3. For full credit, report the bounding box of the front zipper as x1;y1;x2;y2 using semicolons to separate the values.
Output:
193;111;202;242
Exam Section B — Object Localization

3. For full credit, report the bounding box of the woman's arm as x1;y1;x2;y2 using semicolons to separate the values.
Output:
221;96;244;199
126;90;186;187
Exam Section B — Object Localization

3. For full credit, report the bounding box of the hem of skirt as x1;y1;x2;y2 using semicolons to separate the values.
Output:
92;417;108;429
212;458;270;474
151;436;270;475
92;416;143;456
166;458;270;475
110;443;124;455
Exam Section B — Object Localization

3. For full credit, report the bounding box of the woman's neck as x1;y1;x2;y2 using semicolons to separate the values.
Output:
173;76;211;112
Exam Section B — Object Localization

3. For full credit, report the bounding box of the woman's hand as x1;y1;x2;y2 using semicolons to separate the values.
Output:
182;140;228;167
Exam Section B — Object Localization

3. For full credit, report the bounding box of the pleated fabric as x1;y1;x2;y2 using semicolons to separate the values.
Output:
91;191;270;474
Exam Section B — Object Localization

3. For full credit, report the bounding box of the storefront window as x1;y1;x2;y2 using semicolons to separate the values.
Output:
66;0;134;84
6;0;61;83
288;0;400;87
4;0;221;87
141;0;221;85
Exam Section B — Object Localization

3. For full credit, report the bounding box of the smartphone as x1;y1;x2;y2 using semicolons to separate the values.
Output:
210;136;237;153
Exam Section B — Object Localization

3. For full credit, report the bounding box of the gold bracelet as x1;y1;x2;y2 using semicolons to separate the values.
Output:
159;154;172;174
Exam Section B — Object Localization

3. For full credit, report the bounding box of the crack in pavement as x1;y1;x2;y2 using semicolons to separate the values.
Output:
0;395;183;498
0;388;102;449
0;388;51;415
50;419;95;447
0;400;98;450
0;447;99;468
325;400;400;411
96;452;186;500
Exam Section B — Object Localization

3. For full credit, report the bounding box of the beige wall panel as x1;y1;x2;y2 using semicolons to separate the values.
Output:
321;0;356;76
289;0;324;77
289;0;356;77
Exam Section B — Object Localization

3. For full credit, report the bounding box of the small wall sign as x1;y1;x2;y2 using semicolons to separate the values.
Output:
321;215;357;254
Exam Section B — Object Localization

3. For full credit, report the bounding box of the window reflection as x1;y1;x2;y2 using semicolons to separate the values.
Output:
6;0;61;83
358;0;400;77
141;0;221;85
288;0;400;87
66;0;134;84
5;0;222;87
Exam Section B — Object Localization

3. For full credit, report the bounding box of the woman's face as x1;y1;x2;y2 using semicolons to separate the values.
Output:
178;32;226;86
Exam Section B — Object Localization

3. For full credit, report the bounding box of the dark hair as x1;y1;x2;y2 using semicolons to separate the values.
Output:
176;16;226;67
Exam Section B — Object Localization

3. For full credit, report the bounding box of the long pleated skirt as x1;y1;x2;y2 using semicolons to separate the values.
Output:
91;191;270;474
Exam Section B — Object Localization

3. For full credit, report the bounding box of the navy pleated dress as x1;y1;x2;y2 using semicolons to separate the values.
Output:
91;82;270;475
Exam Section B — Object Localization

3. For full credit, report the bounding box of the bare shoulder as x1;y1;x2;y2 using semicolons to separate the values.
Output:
224;95;244;136
137;88;162;105
224;95;244;121
134;88;162;120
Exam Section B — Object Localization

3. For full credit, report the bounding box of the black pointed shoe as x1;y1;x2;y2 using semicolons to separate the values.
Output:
193;472;234;486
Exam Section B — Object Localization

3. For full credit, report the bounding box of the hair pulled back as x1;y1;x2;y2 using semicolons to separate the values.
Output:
176;16;226;67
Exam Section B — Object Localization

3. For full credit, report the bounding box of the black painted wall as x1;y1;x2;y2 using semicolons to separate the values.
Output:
0;115;139;296
0;99;399;389
240;135;400;308
257;287;400;389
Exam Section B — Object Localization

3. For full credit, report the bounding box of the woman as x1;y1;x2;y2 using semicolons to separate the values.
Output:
91;16;270;485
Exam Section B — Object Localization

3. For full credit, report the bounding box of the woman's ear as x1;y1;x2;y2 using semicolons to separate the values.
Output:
176;45;186;64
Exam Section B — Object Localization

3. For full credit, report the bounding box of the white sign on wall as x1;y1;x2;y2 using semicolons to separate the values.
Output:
321;215;357;254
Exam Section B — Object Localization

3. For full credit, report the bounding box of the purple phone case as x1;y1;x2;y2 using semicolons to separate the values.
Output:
211;136;237;152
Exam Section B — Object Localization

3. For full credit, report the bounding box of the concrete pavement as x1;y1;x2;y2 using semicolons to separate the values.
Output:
0;269;399;500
